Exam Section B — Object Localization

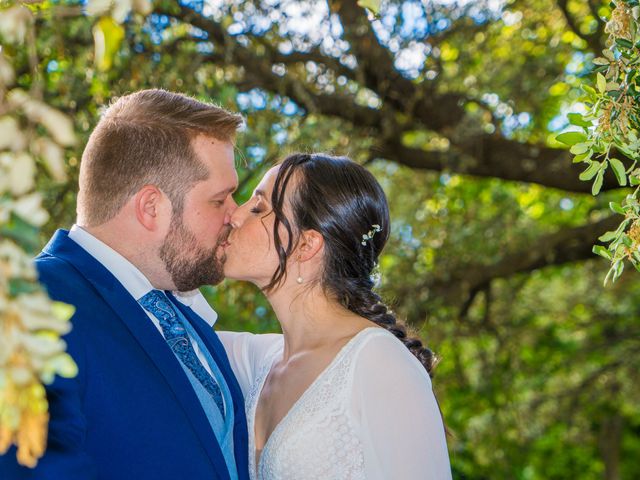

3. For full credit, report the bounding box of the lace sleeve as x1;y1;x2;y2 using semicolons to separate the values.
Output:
217;331;283;397
352;332;452;480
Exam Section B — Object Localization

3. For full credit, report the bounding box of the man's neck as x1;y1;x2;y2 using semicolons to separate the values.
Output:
76;222;175;291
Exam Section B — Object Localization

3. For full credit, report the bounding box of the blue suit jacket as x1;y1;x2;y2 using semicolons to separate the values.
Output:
0;230;249;480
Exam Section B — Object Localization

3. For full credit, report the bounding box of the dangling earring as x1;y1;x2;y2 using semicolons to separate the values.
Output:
296;256;303;284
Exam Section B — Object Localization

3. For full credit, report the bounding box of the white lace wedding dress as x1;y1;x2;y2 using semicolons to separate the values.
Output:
220;327;451;480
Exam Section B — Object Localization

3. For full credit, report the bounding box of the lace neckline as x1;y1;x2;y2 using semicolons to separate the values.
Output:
249;326;384;477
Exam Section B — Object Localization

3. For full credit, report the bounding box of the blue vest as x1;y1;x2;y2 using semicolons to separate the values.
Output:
173;302;238;480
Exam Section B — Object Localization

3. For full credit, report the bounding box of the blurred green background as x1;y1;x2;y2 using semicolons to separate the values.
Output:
4;0;639;478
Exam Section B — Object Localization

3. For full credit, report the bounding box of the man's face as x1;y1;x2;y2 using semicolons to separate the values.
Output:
159;135;238;291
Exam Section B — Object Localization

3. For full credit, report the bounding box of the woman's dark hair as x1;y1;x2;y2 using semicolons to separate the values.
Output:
264;153;437;376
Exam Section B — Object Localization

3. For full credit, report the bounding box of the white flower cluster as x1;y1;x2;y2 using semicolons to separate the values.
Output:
0;283;78;467
0;234;78;468
0;5;32;44
0;0;79;468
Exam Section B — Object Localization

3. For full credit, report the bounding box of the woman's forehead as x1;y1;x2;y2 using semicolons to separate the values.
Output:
255;165;281;195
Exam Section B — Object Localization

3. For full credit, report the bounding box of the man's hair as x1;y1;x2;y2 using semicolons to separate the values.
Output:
77;89;243;226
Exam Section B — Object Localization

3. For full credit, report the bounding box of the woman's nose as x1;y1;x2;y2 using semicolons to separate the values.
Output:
227;202;246;229
224;197;239;226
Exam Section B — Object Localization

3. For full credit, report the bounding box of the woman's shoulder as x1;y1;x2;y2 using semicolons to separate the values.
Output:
349;326;411;356
348;327;432;386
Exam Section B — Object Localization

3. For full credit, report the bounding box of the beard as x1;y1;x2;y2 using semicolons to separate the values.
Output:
159;213;230;291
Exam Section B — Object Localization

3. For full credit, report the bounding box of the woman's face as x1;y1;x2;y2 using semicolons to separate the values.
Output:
223;165;289;287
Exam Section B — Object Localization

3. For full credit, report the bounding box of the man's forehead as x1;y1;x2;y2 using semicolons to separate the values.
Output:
195;137;237;173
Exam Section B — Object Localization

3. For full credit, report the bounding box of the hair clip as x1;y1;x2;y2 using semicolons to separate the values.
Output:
361;224;382;246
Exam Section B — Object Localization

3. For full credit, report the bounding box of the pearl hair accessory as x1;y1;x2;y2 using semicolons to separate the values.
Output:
361;224;382;246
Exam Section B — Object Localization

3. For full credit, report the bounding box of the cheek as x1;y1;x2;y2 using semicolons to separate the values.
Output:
206;212;226;234
186;209;225;243
239;219;275;259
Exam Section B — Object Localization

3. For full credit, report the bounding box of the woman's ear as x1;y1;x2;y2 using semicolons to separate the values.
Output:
296;229;324;262
133;185;169;231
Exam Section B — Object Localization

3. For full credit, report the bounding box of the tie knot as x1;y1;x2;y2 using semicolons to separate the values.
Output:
139;289;176;322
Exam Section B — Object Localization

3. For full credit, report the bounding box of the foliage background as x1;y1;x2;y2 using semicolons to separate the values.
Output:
1;0;639;478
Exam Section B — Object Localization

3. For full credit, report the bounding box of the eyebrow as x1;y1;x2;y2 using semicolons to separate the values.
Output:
253;189;272;205
210;186;237;198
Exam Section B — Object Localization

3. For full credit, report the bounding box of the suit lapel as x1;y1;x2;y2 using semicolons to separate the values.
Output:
168;294;250;480
41;230;231;480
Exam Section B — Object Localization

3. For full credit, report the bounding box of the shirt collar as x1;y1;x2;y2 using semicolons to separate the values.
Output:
68;224;218;326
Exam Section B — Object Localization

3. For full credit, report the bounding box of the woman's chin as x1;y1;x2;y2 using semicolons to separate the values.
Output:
222;265;247;282
222;267;238;280
222;268;260;285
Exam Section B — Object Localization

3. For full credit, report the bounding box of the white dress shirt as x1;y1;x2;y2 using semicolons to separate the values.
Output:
68;224;218;375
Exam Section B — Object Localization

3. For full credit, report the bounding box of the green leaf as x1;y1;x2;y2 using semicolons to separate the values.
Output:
609;158;627;186
8;278;41;297
92;17;125;71
606;81;620;91
557;131;587;145
570;142;590;155
615;38;634;49
567;113;592;128
599;229;619;242
593;245;612;259
597;72;607;94
573;150;593;163
0;213;40;254
579;161;601;181
609;202;626;215
592;169;604;195
604;265;615;286
357;0;381;14
614;258;625;280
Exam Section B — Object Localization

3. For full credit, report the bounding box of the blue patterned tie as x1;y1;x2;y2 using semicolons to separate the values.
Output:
139;289;225;419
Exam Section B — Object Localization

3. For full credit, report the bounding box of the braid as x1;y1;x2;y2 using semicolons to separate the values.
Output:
341;280;438;377
267;153;439;377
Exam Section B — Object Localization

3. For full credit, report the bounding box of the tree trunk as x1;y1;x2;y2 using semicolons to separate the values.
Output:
598;413;623;480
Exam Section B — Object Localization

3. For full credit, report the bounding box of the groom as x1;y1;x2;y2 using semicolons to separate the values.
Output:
0;90;248;479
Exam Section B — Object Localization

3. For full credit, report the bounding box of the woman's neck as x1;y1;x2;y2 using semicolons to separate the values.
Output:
266;284;371;361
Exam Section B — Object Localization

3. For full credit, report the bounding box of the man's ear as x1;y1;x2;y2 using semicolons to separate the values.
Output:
296;229;324;262
133;185;168;231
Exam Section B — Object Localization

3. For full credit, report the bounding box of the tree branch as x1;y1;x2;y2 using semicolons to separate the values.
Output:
557;0;603;53
329;0;467;129
154;2;620;193
375;136;623;193
255;37;357;81
587;0;606;26
428;214;620;301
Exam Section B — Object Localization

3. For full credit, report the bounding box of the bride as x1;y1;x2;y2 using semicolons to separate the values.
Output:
219;153;451;479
